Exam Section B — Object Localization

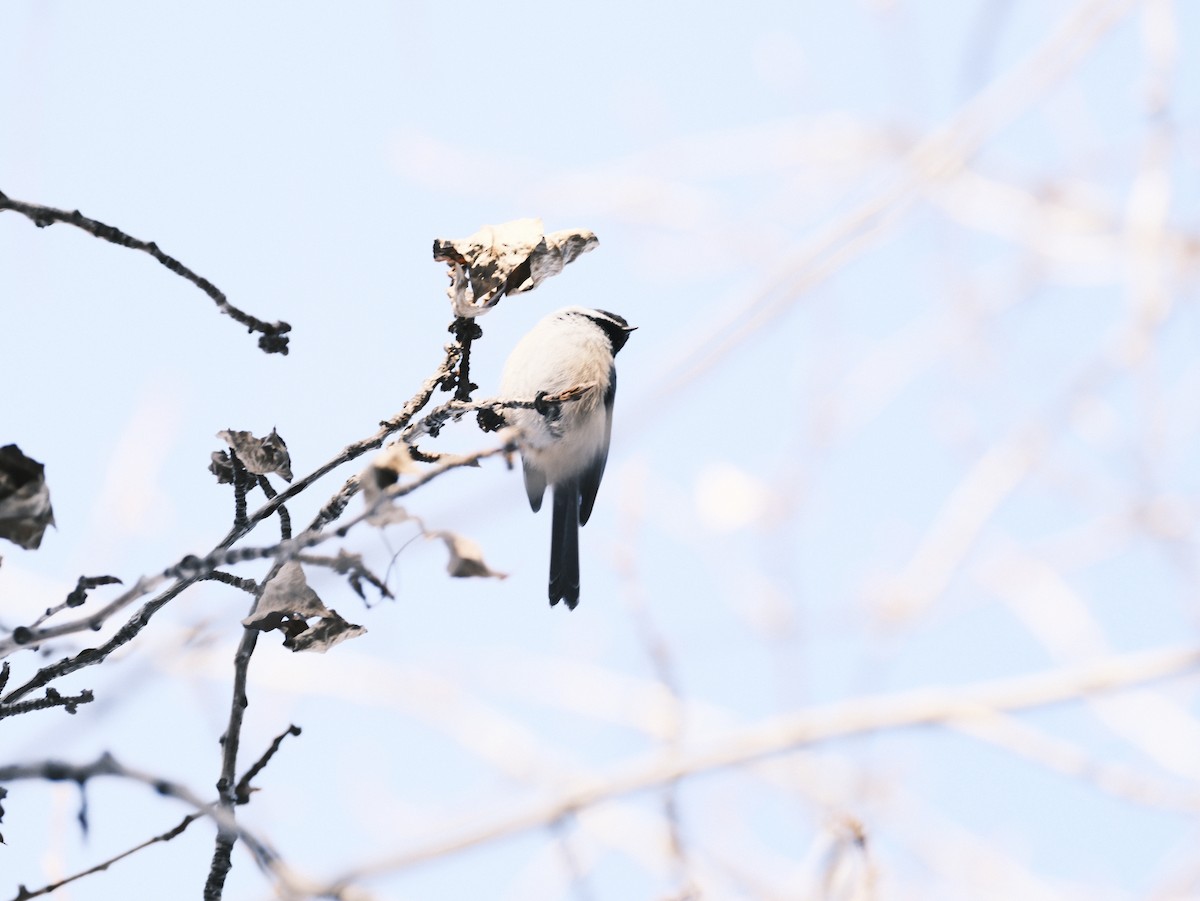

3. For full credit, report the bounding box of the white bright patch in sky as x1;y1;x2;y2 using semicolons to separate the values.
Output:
694;461;770;532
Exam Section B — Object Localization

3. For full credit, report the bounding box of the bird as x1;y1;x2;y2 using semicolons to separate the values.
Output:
499;307;636;609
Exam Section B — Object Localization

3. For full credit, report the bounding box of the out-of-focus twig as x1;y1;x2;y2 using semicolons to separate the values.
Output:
317;644;1200;889
646;0;1139;406
952;710;1200;811
980;546;1200;782
615;462;696;896
876;429;1044;620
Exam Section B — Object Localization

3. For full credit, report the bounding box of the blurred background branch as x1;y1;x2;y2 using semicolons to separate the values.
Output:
5;0;1200;898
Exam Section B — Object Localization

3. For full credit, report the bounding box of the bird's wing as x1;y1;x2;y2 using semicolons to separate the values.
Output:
523;456;548;512
579;368;615;525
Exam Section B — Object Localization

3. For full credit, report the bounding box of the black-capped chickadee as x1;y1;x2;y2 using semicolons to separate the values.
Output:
500;307;636;609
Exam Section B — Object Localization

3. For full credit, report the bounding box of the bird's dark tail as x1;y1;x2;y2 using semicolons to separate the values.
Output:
549;480;580;609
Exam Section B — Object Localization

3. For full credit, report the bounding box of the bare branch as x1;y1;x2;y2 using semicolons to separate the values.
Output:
27;576;122;631
8;812;203;901
402;386;591;445
0;440;509;693
0;190;291;354
2;580;188;703
4;725;309;901
0;687;93;720
0;753;277;870
204;622;261;900
202;571;259;595
217;334;465;547
0;329;495;691
200;441;509;896
234;724;302;805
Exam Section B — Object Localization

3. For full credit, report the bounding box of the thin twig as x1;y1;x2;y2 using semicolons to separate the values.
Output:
644;0;1139;405
0;753;277;870
231;454;250;530
202;571;259;594
5;725;308;901
0;339;540;667
0;333;475;680
9;813;202;901
402;386;591;445
256;475;291;540
205;575;277;901
0;190;290;354
1;279;470;704
0;442;507;667
218;336;464;548
234;724;302;805
0;687;93;720
2;580;189;703
200;439;511;893
28;576;122;631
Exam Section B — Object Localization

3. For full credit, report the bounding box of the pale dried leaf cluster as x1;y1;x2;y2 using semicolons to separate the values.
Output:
0;444;55;552
433;217;598;317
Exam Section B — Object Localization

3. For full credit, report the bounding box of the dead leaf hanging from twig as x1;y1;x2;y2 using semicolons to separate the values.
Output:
243;562;366;653
431;531;507;579
362;442;422;526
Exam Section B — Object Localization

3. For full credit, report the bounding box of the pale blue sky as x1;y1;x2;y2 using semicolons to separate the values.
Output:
4;2;1200;899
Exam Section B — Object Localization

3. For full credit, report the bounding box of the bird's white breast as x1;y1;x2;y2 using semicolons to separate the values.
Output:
499;312;612;484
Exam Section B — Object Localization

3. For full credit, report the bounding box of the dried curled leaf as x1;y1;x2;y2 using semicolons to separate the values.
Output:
362;442;420;522
366;501;414;529
0;445;55;550
433;218;598;317
432;530;507;579
330;549;393;600
243;562;366;653
284;610;366;653
214;428;293;482
245;562;327;625
368;442;417;486
209;451;236;484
